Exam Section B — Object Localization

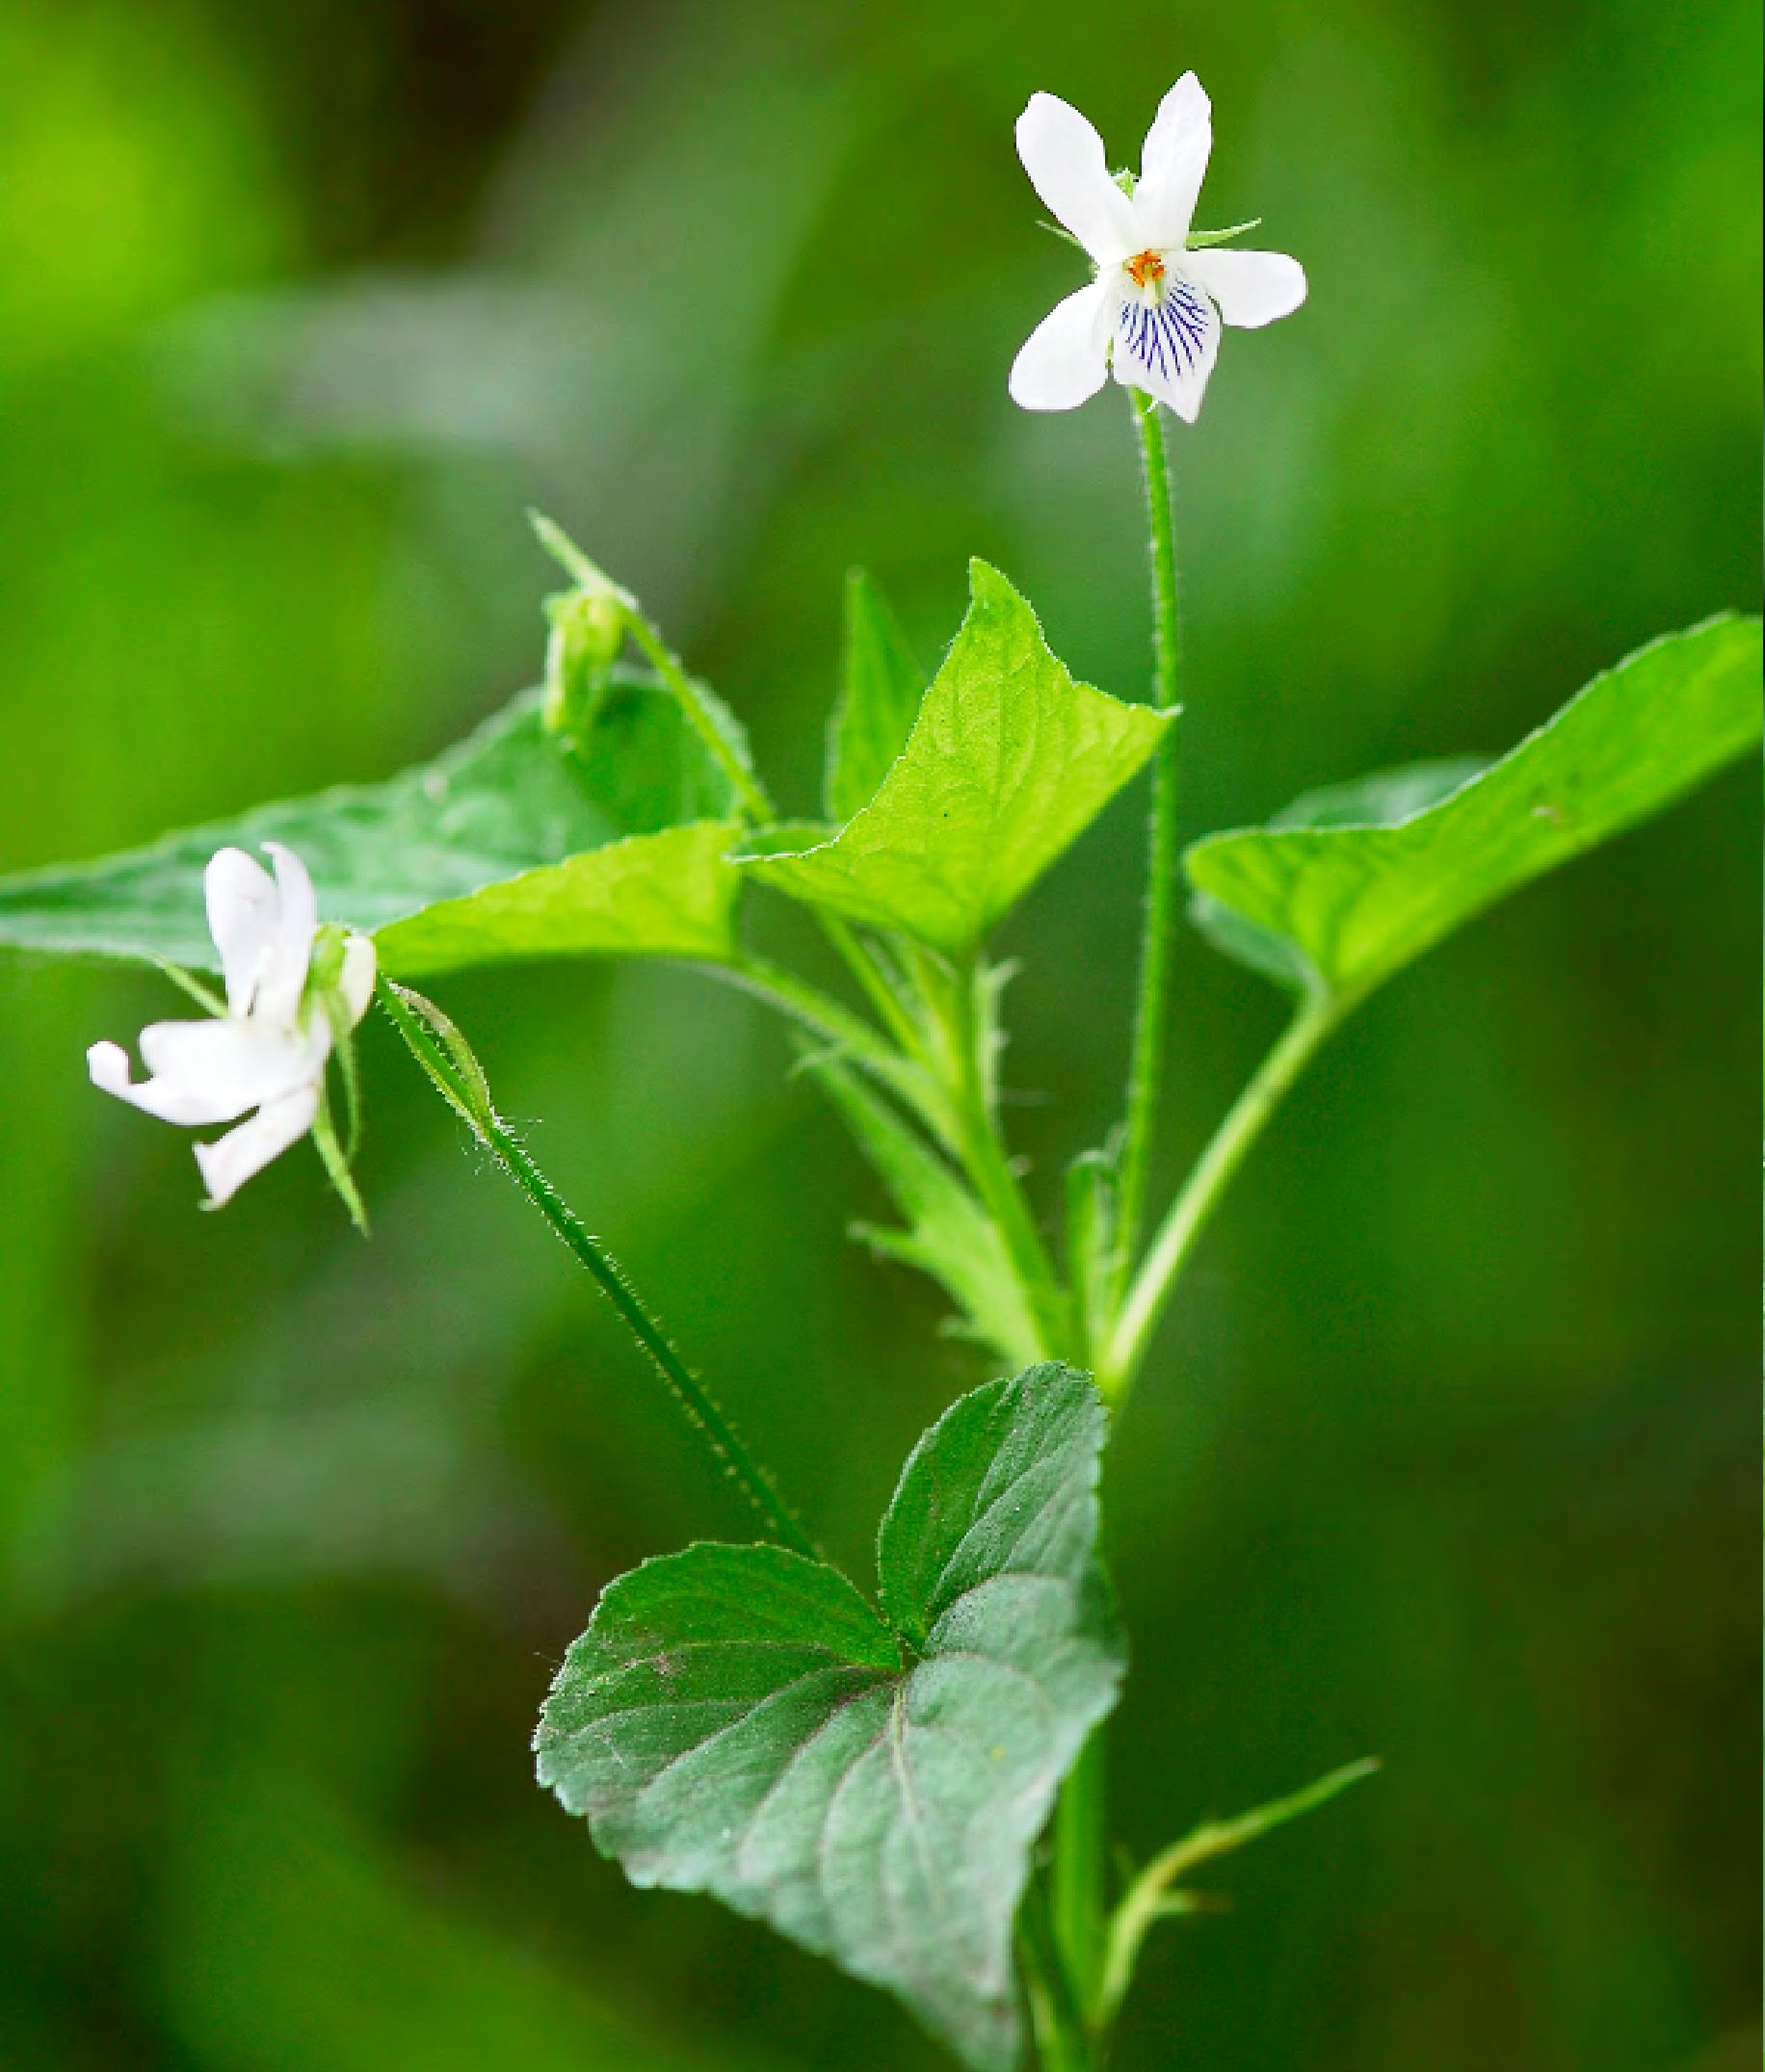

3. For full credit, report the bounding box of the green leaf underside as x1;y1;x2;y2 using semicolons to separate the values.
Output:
534;1366;1123;2072
803;1053;1043;1370
750;562;1172;955
0;676;743;975
1187;616;1761;1003
826;570;927;824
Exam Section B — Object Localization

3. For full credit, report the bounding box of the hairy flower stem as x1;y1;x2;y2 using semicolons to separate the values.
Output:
381;980;817;1561
1035;386;1186;2061
1113;389;1184;1300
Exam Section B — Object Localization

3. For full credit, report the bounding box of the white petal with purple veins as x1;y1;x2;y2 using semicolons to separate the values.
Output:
1109;279;1221;421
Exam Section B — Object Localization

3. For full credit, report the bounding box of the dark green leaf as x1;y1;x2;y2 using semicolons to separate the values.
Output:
1187;616;1761;1003
534;1365;1123;2072
0;675;746;974
748;562;1171;954
825;570;926;824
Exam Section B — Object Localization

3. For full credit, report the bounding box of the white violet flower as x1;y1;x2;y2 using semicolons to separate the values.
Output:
88;842;375;1207
1009;74;1306;420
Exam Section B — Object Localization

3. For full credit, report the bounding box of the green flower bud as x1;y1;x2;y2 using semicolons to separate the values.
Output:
542;586;628;740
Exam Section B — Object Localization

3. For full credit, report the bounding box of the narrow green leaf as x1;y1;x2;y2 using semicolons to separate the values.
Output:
535;1365;1124;2072
748;562;1172;954
1187;616;1761;1004
825;570;926;824
804;1052;1043;1370
0;675;746;974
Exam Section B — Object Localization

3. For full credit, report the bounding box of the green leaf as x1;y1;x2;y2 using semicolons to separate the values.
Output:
748;562;1172;955
825;570;926;824
1190;756;1487;992
0;674;747;975
1187;616;1761;1005
374;821;742;972
803;1052;1043;1370
534;1365;1123;2072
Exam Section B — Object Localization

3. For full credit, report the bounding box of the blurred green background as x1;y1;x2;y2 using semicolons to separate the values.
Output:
1;1;1758;2066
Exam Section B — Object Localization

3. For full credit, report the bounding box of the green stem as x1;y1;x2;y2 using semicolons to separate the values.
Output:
712;954;960;1151
1096;1757;1381;2028
1112;389;1183;1289
1018;1877;1099;2072
716;954;898;1074
1050;1729;1109;2025
624;612;777;825
381;980;816;1561
818;915;928;1062
944;959;1063;1356
1103;998;1340;1399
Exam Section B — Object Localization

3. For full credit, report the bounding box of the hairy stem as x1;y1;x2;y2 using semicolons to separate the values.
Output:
1104;998;1340;1398
381;980;816;1559
1113;388;1184;1289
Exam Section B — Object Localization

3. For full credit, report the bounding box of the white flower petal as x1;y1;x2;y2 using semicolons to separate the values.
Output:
1009;281;1113;410
89;1036;220;1126
1108;278;1221;422
256;842;319;1026
205;847;279;1015
195;1082;321;1208
1015;92;1137;265
89;1026;250;1127
1183;248;1306;328
338;933;377;1026
1135;72;1213;249
137;1014;324;1115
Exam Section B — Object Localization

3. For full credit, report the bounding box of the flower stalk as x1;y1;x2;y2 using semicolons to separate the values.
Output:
1112;387;1184;1292
381;978;817;1561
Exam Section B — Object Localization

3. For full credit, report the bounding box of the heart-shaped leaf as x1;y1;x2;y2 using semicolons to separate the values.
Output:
534;1365;1123;2072
1187;615;1761;1006
0;674;746;975
746;562;1171;955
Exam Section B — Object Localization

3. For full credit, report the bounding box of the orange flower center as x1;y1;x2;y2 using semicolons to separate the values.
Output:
1125;249;1166;291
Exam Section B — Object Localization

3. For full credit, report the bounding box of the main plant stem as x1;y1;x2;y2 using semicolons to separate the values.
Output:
1113;389;1184;1285
381;980;816;1560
